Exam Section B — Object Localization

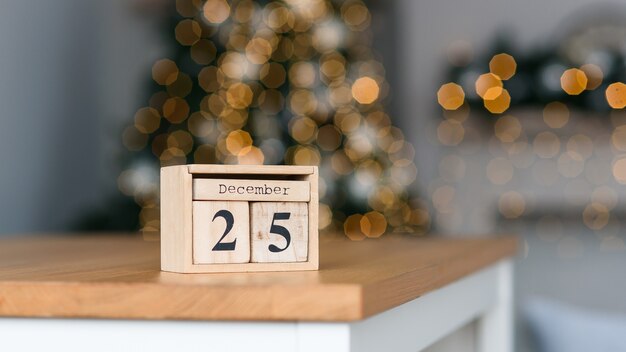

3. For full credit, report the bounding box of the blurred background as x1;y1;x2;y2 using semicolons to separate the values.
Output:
2;0;626;351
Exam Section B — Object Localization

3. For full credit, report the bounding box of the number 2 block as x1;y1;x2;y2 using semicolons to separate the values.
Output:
250;202;308;263
193;201;250;264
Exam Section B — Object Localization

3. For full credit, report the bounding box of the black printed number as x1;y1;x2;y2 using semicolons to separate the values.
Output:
211;209;236;251
268;212;291;253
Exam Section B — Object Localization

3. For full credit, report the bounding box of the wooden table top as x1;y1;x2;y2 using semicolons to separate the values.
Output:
0;234;516;322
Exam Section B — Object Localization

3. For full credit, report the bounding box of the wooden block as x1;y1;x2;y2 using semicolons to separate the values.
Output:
192;201;250;264
161;164;318;273
187;164;315;175
250;202;308;263
160;166;193;272
193;179;310;202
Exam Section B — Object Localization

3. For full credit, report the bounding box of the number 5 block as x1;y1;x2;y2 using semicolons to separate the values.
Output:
250;202;308;263
193;201;250;264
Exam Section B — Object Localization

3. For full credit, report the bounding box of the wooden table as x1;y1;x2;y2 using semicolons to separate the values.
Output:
0;234;516;352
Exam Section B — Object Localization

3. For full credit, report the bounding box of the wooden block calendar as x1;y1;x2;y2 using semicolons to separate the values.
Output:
160;164;319;273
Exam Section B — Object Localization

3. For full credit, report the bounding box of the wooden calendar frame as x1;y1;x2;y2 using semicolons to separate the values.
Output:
160;164;319;273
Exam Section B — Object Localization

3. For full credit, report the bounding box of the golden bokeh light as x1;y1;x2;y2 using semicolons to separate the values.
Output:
317;124;342;151
437;83;465;110
360;211;387;238
494;115;522;142
606;82;626;109
344;214;366;241
612;157;626;184
264;3;295;33
489;53;516;80
351;77;379;104
389;141;415;165
486;157;514;185
203;0;231;24
176;0;202;17
226;82;254;109
498;191;525;219
237;146;265;165
611;125;626;151
225;129;253;155
566;134;593;159
292;145;321;165
437;120;465;146
484;89;511;114
335;109;361;134
289;89;317;115
152;59;178;86
475;73;503;100
591;186;618;210
533;131;560;158
174;19;202;46
198;66;221;93
442;102;469;122
191;40;216;65
220;52;249;80
167;130;194;155
159;147;186;166
318;203;333;229
543;102;569;128
341;1;371;31
329;84;353;107
162;97;190;123
187;111;213;137
289;117;318;144
245;37;273;64
260;62;287;88
330;150;354;175
134;107;161;134
355;160;383;186
390;163;417;186
320;55;346;82
583;202;610;230
344;134;373;161
166;73;193;98
432;185;455;214
289;61;317;88
194;144;216;164
233;0;256;23
580;64;603;90
560;68;588;95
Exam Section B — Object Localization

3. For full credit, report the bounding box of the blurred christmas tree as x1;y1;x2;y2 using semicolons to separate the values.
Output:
108;0;429;239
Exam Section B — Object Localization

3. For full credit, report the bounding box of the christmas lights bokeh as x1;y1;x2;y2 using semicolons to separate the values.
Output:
432;23;626;256
119;0;430;239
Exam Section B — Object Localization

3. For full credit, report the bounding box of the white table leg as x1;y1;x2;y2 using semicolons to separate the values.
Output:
476;260;513;352
296;263;503;352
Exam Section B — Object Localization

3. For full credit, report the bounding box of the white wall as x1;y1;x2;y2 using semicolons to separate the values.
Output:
0;0;163;234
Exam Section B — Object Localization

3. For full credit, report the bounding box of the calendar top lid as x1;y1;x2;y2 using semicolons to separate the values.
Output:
0;234;517;321
169;164;317;175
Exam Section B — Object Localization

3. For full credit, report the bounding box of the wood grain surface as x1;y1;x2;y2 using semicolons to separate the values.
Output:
0;234;517;321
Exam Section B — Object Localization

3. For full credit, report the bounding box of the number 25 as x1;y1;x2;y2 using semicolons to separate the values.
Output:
211;210;292;253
